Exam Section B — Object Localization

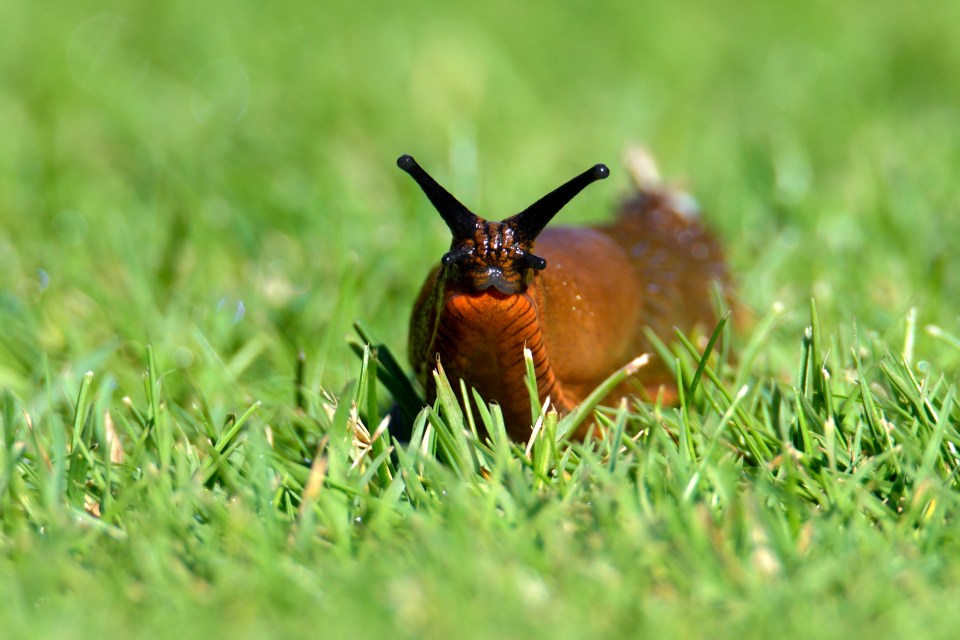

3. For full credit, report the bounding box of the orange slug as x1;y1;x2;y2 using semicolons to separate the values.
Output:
398;150;728;440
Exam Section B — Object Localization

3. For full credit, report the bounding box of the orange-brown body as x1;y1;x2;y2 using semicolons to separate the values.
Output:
400;153;727;441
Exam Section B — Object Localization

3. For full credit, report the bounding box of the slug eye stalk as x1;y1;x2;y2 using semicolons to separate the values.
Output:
398;154;610;292
505;163;610;245
397;153;609;245
397;154;480;239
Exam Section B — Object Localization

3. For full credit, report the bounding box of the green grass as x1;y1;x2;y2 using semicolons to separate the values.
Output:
2;0;960;637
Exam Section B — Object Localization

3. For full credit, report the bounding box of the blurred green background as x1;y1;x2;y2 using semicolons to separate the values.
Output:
2;2;960;638
1;0;958;404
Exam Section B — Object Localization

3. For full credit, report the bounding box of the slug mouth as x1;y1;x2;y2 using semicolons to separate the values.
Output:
473;267;522;295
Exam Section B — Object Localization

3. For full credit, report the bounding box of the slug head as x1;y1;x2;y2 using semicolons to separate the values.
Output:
398;154;609;294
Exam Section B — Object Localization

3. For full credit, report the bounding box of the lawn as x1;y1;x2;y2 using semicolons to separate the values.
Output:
1;0;960;638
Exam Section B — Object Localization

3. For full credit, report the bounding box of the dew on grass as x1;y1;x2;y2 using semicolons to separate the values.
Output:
174;347;194;369
216;297;246;323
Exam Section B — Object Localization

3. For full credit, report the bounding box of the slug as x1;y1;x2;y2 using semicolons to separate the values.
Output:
398;150;728;440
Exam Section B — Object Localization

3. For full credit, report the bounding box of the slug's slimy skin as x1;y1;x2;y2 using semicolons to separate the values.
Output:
400;151;727;441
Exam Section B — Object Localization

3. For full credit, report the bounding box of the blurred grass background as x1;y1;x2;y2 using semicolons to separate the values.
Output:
3;0;959;404
2;0;960;637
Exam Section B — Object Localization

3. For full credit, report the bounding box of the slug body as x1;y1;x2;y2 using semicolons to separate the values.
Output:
400;152;727;440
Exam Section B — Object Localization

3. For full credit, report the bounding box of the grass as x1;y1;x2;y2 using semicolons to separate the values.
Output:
2;0;960;637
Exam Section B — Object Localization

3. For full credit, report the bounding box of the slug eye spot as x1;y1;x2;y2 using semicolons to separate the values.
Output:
521;252;547;271
442;246;472;266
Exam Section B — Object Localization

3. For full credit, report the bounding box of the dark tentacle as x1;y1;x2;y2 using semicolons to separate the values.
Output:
506;164;610;244
397;155;480;238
